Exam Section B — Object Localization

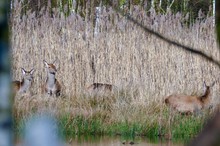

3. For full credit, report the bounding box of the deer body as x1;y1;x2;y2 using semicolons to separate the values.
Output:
165;82;213;114
42;60;61;97
12;68;34;95
87;83;113;92
87;83;114;95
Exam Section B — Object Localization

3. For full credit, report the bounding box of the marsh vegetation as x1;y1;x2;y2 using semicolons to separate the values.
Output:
11;0;220;143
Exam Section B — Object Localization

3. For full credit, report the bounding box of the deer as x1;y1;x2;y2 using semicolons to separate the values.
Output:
87;83;114;93
42;60;61;97
12;68;35;95
163;81;215;139
164;81;215;114
87;56;115;94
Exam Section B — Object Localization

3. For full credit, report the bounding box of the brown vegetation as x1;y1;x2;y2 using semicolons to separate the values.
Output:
11;7;220;100
10;1;220;138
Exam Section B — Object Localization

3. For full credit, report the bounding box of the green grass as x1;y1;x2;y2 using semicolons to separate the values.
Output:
13;93;212;143
57;113;207;142
171;115;206;140
14;108;209;142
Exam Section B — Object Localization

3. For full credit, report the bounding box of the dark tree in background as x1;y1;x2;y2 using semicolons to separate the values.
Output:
16;0;214;21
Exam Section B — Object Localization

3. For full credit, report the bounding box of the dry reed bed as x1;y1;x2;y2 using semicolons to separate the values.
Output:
11;5;220;120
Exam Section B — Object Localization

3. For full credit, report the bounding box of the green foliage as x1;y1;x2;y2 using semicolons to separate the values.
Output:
15;0;213;22
58;115;104;137
171;115;206;140
15;110;210;142
119;0;126;7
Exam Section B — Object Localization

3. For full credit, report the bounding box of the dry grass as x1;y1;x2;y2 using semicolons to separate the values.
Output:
11;1;220;138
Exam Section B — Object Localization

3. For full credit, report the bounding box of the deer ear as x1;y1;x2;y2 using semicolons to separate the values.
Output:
211;81;216;87
203;81;207;87
53;58;60;70
21;68;26;75
30;69;35;75
203;81;207;92
52;58;57;65
43;60;49;67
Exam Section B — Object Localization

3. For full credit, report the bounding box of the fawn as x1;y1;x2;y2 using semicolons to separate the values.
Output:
12;68;35;95
42;60;61;97
165;81;215;114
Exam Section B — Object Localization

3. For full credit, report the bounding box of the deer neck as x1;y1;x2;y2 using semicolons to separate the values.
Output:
47;72;56;86
19;78;32;92
200;87;210;105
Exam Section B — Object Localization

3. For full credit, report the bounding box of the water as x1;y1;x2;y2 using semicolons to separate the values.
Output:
16;136;185;146
69;136;185;146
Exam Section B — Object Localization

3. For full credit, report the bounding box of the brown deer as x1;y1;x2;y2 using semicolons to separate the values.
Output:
165;81;215;114
12;68;35;95
87;83;113;93
42;60;61;97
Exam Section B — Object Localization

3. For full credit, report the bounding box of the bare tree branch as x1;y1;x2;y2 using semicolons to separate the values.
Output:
108;3;220;68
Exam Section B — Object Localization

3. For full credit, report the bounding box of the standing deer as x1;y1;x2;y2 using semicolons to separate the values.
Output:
42;60;61;97
12;68;35;95
165;81;215;114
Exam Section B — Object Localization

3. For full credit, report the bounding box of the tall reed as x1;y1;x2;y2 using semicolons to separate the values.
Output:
11;0;219;139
